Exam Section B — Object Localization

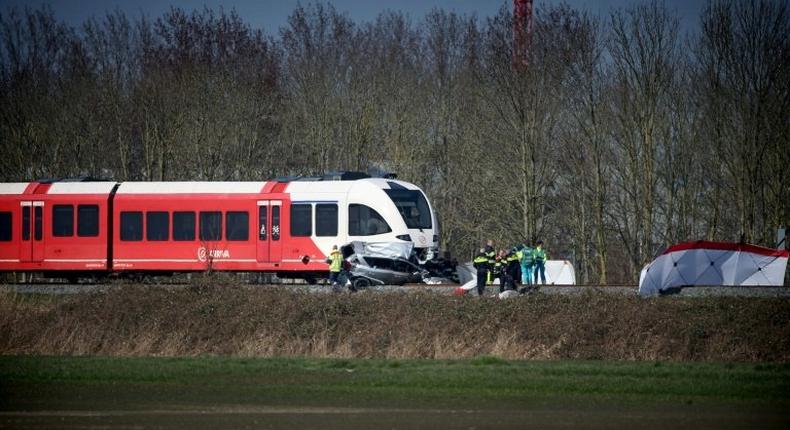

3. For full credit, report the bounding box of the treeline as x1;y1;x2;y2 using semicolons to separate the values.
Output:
1;1;788;283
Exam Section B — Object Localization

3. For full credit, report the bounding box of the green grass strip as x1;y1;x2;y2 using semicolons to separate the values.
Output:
1;355;789;411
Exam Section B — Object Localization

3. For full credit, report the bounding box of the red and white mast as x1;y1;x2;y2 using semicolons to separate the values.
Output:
513;0;533;70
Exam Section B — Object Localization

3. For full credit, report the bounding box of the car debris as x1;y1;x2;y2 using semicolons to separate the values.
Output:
346;254;428;289
339;241;457;288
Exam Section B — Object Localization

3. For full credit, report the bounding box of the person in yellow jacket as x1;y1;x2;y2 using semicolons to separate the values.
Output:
505;247;521;291
533;240;548;285
326;245;343;290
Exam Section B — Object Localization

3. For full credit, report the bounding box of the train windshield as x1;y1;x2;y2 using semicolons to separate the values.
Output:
384;189;432;230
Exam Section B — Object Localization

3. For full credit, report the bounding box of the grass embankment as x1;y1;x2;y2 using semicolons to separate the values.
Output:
1;285;789;361
1;356;788;410
0;286;790;362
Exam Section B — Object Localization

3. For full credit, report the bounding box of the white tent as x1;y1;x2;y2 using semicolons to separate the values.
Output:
638;241;789;296
543;260;576;285
454;259;576;295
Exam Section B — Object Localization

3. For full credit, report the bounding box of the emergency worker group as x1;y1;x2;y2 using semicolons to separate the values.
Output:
472;239;548;296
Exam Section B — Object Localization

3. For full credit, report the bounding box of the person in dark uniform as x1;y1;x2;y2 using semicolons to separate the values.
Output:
495;249;508;293
484;240;496;284
472;247;491;297
505;247;521;291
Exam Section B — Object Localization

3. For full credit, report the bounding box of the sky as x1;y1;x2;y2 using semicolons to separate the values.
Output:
2;0;706;34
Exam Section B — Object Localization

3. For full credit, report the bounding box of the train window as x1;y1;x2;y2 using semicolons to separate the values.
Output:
349;204;391;236
272;205;280;241
315;204;338;237
52;205;74;237
384;189;433;229
173;212;196;241
77;205;99;237
22;207;30;240
226;211;248;241
34;207;42;240
258;206;267;240
120;211;143;241
291;204;312;237
0;212;10;241
146;212;169;241
199;211;222;241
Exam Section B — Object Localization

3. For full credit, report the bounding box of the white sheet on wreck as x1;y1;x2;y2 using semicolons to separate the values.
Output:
349;241;414;260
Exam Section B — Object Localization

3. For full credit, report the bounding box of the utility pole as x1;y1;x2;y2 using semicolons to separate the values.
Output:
513;0;534;70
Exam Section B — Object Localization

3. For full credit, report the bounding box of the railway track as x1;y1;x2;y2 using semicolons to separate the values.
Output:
2;282;789;297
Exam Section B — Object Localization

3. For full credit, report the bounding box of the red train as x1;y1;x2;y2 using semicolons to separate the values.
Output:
0;175;439;280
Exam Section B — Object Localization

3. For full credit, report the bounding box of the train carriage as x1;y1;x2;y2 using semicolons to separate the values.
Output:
111;181;272;273
0;175;439;279
0;181;115;273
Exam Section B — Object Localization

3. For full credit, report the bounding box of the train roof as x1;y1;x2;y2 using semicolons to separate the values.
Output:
47;182;117;194
0;178;424;196
0;183;29;195
0;182;117;195
114;179;422;195
285;178;422;192
116;182;267;194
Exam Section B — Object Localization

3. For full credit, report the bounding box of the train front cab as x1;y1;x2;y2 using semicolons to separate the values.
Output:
346;179;439;261
284;179;439;267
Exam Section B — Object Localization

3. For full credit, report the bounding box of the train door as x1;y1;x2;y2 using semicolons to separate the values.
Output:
20;201;44;262
256;200;282;263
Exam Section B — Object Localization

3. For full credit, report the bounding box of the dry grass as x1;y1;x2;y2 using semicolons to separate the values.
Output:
1;284;789;361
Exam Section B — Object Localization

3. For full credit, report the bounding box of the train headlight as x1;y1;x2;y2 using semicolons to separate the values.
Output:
433;235;439;243
396;234;411;241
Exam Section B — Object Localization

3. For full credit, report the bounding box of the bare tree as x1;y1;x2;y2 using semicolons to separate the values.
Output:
695;0;790;245
560;10;610;284
607;1;681;279
1;1;787;280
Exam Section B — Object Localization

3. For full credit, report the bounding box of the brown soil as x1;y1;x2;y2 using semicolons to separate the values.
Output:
1;284;788;361
2;405;787;430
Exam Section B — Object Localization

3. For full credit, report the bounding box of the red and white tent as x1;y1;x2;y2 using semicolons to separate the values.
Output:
638;241;789;295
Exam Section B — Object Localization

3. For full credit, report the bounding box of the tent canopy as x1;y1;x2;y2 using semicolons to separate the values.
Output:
638;241;788;295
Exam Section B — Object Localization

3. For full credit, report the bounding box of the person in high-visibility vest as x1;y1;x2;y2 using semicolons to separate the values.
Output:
533;240;548;285
514;246;524;285
493;249;507;292
505;248;521;291
520;243;534;286
472;247;491;296
484;240;496;284
326;244;343;291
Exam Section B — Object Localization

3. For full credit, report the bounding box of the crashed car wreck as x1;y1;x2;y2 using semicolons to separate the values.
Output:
340;241;453;288
346;254;428;288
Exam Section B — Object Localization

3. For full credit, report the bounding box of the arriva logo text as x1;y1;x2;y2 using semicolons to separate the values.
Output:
197;247;230;262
